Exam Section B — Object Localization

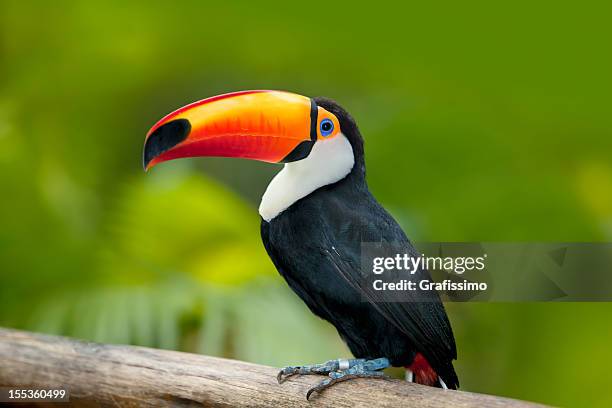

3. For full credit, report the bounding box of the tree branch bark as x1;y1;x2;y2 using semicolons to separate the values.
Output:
0;328;549;407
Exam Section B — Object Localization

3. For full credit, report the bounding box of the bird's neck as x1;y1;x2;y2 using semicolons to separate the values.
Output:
259;135;357;222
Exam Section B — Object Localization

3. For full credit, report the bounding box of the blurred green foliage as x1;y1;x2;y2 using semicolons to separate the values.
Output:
1;1;611;407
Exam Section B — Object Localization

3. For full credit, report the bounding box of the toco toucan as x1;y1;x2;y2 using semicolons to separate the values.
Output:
143;90;458;399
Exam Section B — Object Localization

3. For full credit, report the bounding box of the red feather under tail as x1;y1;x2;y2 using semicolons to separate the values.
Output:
406;353;439;387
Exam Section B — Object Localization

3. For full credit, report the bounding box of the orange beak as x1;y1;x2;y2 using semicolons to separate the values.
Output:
143;90;319;170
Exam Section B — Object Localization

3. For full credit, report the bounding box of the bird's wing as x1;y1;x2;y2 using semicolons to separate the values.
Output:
320;209;458;387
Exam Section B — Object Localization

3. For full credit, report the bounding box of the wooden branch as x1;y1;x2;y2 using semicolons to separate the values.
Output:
0;328;549;407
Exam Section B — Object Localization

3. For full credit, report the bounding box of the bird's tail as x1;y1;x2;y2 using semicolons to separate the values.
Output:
405;353;458;390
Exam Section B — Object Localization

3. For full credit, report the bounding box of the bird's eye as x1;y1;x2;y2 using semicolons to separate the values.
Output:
320;119;334;137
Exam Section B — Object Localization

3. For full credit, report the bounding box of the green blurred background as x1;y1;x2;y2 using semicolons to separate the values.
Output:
1;1;611;406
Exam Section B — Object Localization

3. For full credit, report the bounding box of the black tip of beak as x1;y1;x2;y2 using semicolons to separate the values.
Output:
143;119;192;170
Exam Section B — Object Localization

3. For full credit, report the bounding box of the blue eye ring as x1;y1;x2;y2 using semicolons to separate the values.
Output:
320;119;334;137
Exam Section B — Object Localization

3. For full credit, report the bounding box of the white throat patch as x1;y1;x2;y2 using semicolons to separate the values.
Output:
259;134;355;222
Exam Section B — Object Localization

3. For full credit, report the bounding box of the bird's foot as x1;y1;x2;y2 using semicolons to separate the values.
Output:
277;359;343;383
277;357;390;400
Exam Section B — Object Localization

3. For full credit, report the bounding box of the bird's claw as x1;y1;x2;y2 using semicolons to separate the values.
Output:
277;359;340;384
306;376;334;400
277;358;390;400
277;366;299;384
306;369;387;400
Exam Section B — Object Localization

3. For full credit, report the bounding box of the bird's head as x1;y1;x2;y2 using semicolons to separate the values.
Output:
143;90;365;220
144;90;363;170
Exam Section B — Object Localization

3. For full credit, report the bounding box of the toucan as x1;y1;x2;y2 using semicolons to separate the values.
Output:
143;90;458;399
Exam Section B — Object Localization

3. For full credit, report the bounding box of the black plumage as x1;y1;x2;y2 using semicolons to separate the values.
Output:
261;98;459;388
